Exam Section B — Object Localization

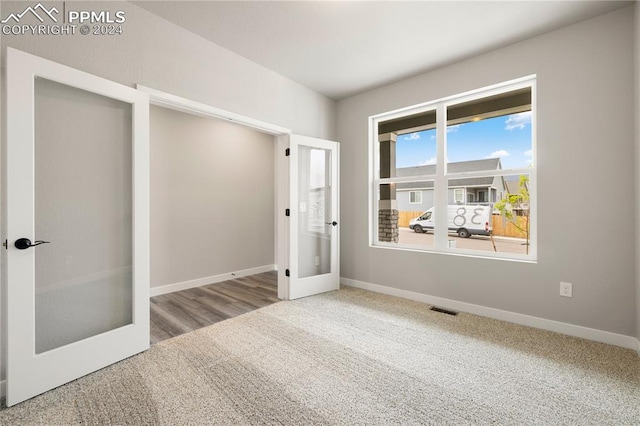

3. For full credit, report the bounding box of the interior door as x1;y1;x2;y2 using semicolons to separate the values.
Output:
4;48;150;406
287;134;339;300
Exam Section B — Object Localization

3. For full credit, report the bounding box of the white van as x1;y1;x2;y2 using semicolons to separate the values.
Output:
409;205;492;238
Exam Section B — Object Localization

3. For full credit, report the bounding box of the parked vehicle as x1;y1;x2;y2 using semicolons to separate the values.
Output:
409;205;492;238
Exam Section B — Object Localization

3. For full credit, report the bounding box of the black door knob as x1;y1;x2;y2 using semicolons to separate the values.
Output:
325;221;338;227
15;238;50;250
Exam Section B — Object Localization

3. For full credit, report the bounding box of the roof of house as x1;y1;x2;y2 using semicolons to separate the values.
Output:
396;158;501;190
504;178;530;195
504;179;519;194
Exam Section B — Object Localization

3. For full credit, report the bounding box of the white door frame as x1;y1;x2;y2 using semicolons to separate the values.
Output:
136;86;294;300
287;135;340;300
4;48;150;406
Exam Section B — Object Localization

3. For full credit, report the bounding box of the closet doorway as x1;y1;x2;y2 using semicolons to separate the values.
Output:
141;86;340;343
148;103;281;343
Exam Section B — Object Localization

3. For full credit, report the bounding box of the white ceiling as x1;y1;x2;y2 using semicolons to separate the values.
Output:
135;1;632;100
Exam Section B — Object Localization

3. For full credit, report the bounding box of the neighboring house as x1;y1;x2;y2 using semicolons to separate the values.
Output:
396;158;506;212
504;177;530;216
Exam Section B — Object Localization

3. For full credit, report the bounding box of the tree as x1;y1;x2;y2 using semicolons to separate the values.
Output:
494;175;530;254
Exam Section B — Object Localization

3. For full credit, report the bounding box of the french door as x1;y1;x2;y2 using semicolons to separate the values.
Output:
4;48;150;406
284;134;340;300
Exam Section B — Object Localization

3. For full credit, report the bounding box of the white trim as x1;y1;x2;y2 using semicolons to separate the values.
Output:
369;115;378;245
369;75;535;122
0;380;4;399
341;278;638;351
150;264;276;297
371;239;536;264
136;85;291;136
276;135;290;300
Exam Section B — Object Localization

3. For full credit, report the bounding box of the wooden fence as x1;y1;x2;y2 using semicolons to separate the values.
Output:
398;211;423;228
491;215;529;239
398;211;528;239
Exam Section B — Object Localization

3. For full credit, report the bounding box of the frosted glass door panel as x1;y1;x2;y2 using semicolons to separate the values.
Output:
298;146;332;279
34;78;133;354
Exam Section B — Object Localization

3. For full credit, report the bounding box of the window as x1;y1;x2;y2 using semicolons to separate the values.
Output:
420;212;432;221
304;148;330;234
371;77;536;260
453;188;464;204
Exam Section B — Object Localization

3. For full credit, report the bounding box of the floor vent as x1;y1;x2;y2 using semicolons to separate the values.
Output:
430;306;458;316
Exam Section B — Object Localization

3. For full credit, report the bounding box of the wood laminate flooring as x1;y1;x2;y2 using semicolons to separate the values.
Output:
150;271;279;345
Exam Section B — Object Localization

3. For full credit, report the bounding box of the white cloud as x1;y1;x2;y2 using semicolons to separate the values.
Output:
505;111;532;130
487;150;509;158
419;157;437;166
403;132;420;141
447;124;462;133
524;149;533;156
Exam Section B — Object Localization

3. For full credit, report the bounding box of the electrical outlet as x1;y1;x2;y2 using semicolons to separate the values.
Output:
315;256;320;266
560;282;572;298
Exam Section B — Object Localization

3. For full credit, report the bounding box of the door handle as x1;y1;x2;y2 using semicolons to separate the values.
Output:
325;221;338;226
14;238;50;250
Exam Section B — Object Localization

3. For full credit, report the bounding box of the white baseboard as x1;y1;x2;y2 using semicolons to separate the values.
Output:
341;277;639;352
150;264;276;297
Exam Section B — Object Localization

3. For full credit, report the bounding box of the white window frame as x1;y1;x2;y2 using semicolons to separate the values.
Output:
453;188;464;204
368;76;537;262
409;191;422;204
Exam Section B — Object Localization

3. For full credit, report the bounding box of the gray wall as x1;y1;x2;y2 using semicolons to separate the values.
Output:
0;1;335;139
337;7;636;337
150;106;274;288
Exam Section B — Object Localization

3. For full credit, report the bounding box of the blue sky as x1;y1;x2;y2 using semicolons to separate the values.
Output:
395;112;532;170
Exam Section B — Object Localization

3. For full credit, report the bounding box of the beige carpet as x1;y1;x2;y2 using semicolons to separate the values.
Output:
1;287;639;425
